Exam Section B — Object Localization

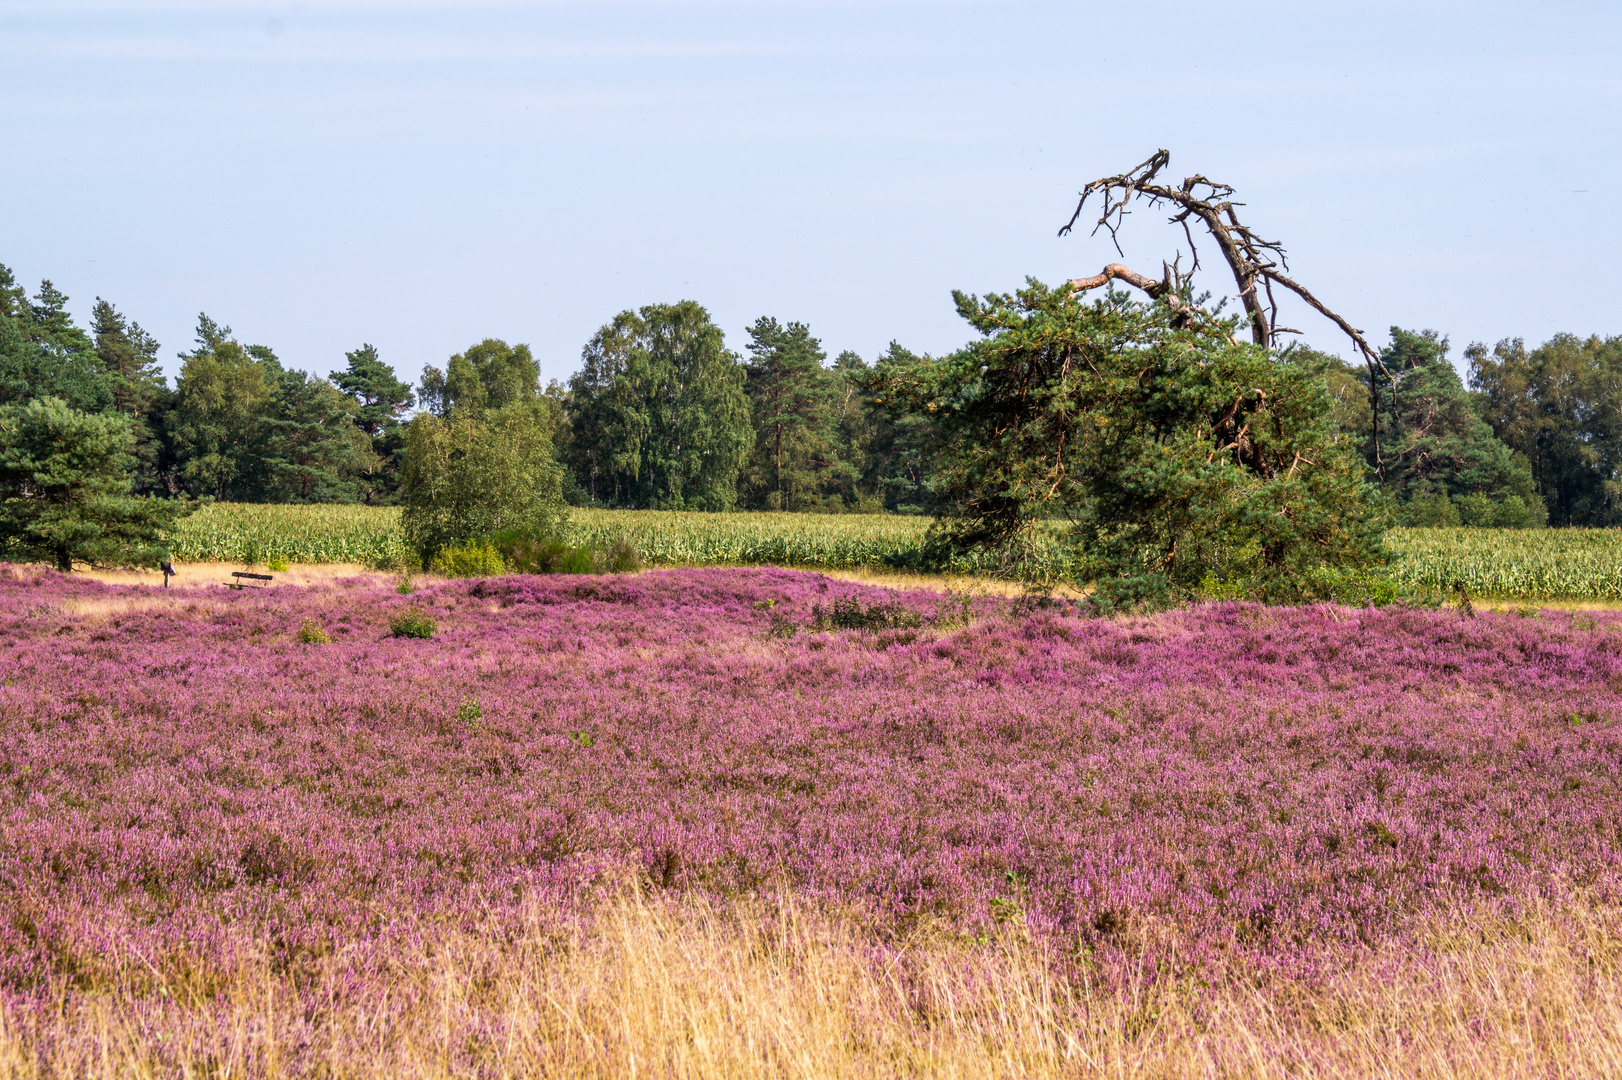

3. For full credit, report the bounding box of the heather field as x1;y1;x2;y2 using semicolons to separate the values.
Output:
4;565;1622;1076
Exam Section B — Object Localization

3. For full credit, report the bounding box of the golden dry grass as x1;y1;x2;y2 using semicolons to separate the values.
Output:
2;890;1618;1079
75;560;401;590
63;560;1059;601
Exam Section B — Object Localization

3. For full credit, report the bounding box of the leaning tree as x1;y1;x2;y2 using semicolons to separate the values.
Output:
1058;149;1395;476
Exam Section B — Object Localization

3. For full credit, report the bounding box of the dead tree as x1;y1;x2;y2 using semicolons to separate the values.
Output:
1059;149;1392;476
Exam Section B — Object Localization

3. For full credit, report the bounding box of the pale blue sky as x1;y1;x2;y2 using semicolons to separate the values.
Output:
2;0;1617;387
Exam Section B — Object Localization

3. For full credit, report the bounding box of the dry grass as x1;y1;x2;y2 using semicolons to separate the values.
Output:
2;891;1618;1079
63;560;1060;600
819;566;1089;599
75;560;403;590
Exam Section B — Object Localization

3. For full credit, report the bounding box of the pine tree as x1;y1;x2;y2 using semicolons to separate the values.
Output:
0;270;110;413
332;344;413;502
1372;328;1542;526
165;315;277;500
91;299;171;494
874;281;1384;605
0;397;190;571
262;370;373;502
855;343;938;513
332;344;413;436
739;318;838;510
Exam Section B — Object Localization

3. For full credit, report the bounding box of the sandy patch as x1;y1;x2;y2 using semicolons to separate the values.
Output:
74;561;409;590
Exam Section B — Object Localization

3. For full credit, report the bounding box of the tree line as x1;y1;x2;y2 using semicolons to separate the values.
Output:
4;256;1622;554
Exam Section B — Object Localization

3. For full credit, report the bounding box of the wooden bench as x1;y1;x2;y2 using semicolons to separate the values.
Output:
229;571;274;589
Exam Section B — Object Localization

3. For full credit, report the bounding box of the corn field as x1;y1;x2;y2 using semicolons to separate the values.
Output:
168;505;1622;599
168;504;940;572
168;503;412;568
565;508;934;569
1383;526;1622;599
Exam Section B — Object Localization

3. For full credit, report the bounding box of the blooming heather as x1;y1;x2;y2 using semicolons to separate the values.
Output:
0;565;1618;998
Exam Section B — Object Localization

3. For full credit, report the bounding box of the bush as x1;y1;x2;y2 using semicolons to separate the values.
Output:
811;597;922;632
389;607;436;639
432;539;507;578
1491;494;1545;529
400;401;567;566
602;534;642;574
267;557;291;572
296;618;330;645
492;528;640;575
1402;487;1461;527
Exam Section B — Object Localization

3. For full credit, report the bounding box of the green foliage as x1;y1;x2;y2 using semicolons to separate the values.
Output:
296;619;330;645
332;344;414;504
0;269;113;415
1373;329;1542;526
430;538;507;578
489;528;599;574
602;534;642;574
875;280;1386;607
418;339;540;418
1468;332;1622;525
400;400;566;565
90;298;171;496
740;317;848;510
0;396;193;571
261;369;374;503
563;301;753;510
166;315;378;504
388;606;436;639
811;597;923;633
1289;346;1373;449
332;343;414;438
848;343;939;514
165;316;278;500
1403;485;1461;527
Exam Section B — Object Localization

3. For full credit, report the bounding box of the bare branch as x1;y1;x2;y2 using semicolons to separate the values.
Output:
1059;150;1395;478
1068;263;1166;296
1069;263;1235;342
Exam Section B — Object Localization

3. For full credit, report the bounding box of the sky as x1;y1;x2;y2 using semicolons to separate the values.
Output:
2;0;1618;389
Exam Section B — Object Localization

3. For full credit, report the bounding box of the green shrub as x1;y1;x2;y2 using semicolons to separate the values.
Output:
810;597;922;632
491;528;602;575
1403;488;1461;527
1491;494;1545;529
296;618;330;644
602;534;642;574
431;539;507;578
389;607;436;639
267;557;291;572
